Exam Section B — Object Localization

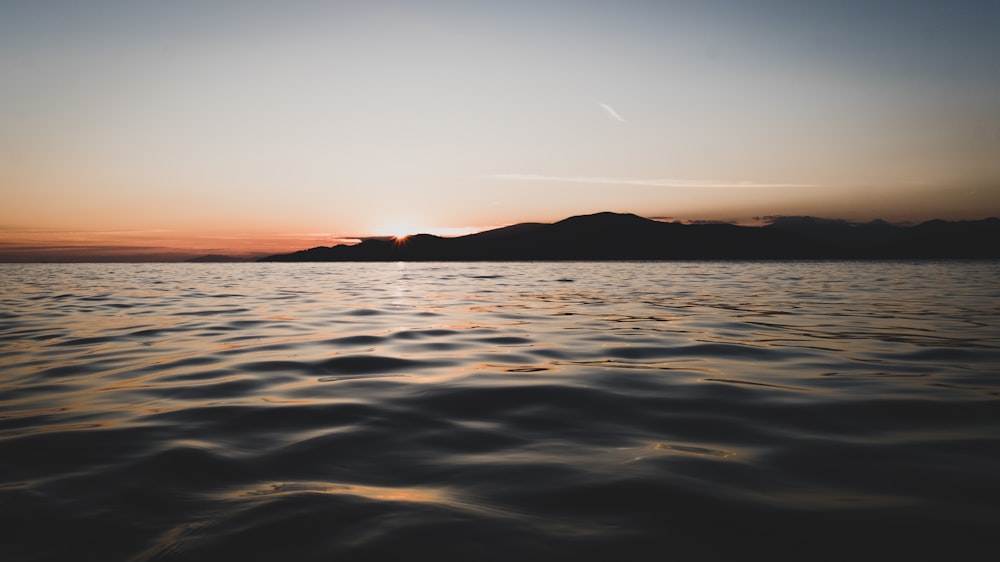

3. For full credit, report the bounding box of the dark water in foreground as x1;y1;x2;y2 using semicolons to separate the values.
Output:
1;262;998;561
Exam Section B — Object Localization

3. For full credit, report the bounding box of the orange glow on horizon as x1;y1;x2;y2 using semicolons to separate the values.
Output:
370;219;487;240
0;228;363;261
0;221;499;261
372;220;423;241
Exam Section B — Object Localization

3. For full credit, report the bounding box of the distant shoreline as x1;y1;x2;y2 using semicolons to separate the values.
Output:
5;255;1000;265
2;212;998;263
260;212;1000;262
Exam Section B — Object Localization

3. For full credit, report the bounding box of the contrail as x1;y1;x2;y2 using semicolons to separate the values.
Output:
598;102;625;122
490;174;815;189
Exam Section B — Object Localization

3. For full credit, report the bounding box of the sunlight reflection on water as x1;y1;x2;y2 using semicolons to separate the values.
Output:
1;261;999;561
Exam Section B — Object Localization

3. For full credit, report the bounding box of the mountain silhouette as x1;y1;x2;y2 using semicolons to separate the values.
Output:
766;216;1000;258
260;212;1000;261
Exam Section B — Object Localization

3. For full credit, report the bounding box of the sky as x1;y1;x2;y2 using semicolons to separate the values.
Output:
2;0;999;259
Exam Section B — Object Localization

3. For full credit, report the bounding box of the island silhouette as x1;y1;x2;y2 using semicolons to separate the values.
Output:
260;212;1000;261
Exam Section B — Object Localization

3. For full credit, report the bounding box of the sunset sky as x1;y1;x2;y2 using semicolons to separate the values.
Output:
3;0;999;259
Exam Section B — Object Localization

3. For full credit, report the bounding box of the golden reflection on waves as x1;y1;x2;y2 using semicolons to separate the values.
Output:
3;262;999;561
229;481;449;505
221;479;617;541
224;480;549;527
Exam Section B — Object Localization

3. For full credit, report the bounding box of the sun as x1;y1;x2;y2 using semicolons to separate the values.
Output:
374;219;422;241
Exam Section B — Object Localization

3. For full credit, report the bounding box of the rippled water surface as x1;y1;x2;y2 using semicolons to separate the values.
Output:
2;262;999;561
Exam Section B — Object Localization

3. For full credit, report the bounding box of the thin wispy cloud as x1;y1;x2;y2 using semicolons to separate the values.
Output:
598;102;625;122
491;174;815;189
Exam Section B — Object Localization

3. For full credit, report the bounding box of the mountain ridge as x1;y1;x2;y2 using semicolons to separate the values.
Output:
260;212;1000;261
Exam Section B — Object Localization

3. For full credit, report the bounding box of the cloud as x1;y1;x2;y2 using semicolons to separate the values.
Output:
598;102;625;122
490;174;815;189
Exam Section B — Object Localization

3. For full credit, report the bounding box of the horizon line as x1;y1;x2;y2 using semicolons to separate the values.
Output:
2;211;998;263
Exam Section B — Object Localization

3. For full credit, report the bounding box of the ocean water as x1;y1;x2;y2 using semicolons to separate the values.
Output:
1;261;998;561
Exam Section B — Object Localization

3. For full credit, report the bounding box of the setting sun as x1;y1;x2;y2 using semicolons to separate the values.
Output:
373;220;423;241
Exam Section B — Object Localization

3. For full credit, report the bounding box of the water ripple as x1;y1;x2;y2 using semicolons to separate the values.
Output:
1;261;998;561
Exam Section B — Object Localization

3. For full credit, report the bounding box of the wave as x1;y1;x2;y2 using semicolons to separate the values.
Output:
1;261;998;560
